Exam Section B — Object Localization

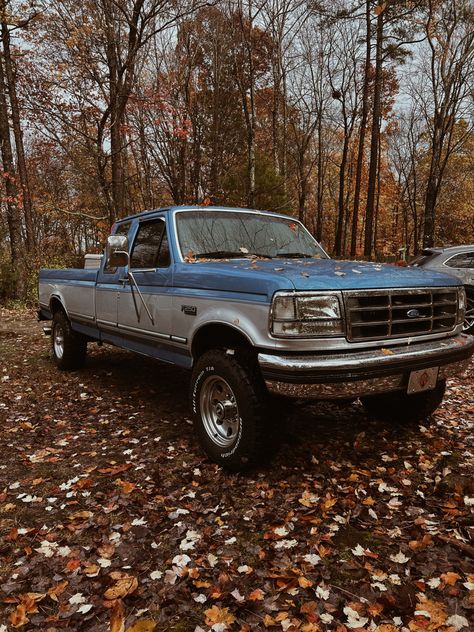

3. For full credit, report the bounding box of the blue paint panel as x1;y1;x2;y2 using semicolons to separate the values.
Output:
174;259;460;294
39;269;98;283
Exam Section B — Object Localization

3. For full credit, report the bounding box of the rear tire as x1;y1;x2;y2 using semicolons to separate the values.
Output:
51;311;87;370
190;349;275;470
360;380;446;424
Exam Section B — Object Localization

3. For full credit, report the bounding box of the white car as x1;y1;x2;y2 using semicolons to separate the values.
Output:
411;245;474;334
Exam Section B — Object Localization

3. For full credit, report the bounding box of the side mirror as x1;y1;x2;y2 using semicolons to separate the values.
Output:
107;235;129;268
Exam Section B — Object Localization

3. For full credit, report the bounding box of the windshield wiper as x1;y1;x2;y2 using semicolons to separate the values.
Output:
276;252;313;258
194;251;246;259
194;251;273;259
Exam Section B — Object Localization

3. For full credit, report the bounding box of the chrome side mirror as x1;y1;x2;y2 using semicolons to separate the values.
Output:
107;235;129;268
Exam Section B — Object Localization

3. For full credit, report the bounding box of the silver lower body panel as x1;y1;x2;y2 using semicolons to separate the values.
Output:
265;358;470;399
259;333;474;400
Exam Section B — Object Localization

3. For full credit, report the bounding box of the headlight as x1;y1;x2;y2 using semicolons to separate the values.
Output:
457;287;466;325
271;292;344;337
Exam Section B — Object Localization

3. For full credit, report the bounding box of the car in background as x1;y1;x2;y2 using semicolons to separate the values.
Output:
411;245;474;334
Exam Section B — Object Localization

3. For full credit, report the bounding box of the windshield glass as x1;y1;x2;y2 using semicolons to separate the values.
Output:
176;210;328;260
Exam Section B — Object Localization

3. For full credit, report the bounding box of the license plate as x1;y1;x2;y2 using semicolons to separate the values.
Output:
407;367;439;394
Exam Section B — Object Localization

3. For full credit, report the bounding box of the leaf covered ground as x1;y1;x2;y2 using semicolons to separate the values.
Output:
0;308;473;632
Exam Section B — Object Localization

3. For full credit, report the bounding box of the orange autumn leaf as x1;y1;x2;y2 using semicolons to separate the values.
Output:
440;572;461;586
125;620;157;632
204;605;236;627
110;600;125;632
249;588;265;601
116;479;136;494
65;559;81;572
47;580;68;601
104;573;138;600
298;576;313;588
10;603;29;628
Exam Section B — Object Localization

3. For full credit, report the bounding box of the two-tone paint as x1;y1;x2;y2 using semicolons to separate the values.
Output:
38;206;474;399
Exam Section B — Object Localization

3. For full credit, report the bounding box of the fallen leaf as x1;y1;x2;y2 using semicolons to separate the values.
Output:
104;574;138;600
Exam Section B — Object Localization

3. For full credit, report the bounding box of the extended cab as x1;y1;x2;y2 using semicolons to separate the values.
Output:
38;207;474;469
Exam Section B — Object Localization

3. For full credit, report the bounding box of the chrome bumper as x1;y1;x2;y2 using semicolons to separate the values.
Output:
259;333;474;399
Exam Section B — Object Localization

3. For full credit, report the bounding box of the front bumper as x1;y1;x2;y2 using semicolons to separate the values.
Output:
259;333;474;399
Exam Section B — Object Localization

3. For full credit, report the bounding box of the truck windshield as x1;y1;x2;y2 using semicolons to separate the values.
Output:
176;210;328;260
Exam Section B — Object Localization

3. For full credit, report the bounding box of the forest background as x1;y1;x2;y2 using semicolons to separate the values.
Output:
0;0;473;301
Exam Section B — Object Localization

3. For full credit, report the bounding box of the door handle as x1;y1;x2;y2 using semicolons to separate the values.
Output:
119;277;129;284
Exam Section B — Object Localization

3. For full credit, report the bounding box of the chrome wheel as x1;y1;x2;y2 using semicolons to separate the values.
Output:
463;296;474;333
53;324;65;359
200;375;240;448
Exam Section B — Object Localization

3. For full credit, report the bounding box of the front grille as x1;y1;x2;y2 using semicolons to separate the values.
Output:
345;287;458;341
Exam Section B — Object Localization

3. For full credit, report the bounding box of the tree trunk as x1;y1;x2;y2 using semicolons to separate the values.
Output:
0;53;24;298
1;17;35;252
364;2;384;259
351;0;371;257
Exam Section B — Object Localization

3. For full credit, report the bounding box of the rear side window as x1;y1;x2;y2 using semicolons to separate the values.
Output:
445;252;474;269
130;219;170;269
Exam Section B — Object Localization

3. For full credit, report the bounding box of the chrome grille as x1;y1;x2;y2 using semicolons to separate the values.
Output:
344;288;458;341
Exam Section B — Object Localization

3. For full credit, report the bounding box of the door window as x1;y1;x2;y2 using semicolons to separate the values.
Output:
130;219;170;269
445;252;474;269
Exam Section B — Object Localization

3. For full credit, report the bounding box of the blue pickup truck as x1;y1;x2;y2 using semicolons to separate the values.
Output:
38;206;474;469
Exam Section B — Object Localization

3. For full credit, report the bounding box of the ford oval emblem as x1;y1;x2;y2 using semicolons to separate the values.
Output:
407;308;420;318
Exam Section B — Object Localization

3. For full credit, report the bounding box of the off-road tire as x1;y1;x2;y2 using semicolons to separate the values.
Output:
51;311;87;370
190;349;275;471
464;290;474;335
360;380;446;424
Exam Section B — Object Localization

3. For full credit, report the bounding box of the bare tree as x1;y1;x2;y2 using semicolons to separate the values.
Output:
417;0;474;247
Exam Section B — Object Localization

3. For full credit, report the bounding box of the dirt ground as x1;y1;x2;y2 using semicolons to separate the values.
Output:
0;308;473;632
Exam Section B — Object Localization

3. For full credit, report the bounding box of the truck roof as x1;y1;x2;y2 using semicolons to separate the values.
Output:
115;205;295;223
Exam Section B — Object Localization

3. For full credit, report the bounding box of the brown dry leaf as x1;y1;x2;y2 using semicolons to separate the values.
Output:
22;592;46;603
300;601;317;615
125;620;157;632
69;510;93;521
110;600;125;632
263;614;276;627
10;603;29;628
204;605;236;627
249;588;265;601
65;559;81;572
367;603;384;617
98;543;115;558
440;572;461;586
381;348;394;355
99;463;132;475
194;580;211;588
301;624;321;632
84;564;100;577
116;479;136;494
321;496;337;513
47;580;68;601
376;626;399;632
408;597;447;631
104;574;138;600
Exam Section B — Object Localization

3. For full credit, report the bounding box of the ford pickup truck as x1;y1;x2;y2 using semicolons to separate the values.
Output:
38;206;474;470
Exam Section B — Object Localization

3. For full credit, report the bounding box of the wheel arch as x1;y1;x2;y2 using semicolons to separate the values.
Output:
191;322;255;362
49;295;68;317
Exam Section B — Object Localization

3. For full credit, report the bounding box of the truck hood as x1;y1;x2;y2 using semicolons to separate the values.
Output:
174;258;460;299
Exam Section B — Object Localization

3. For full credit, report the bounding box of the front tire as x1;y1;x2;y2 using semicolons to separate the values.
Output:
52;311;87;370
190;349;272;470
360;380;446;424
464;290;474;335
